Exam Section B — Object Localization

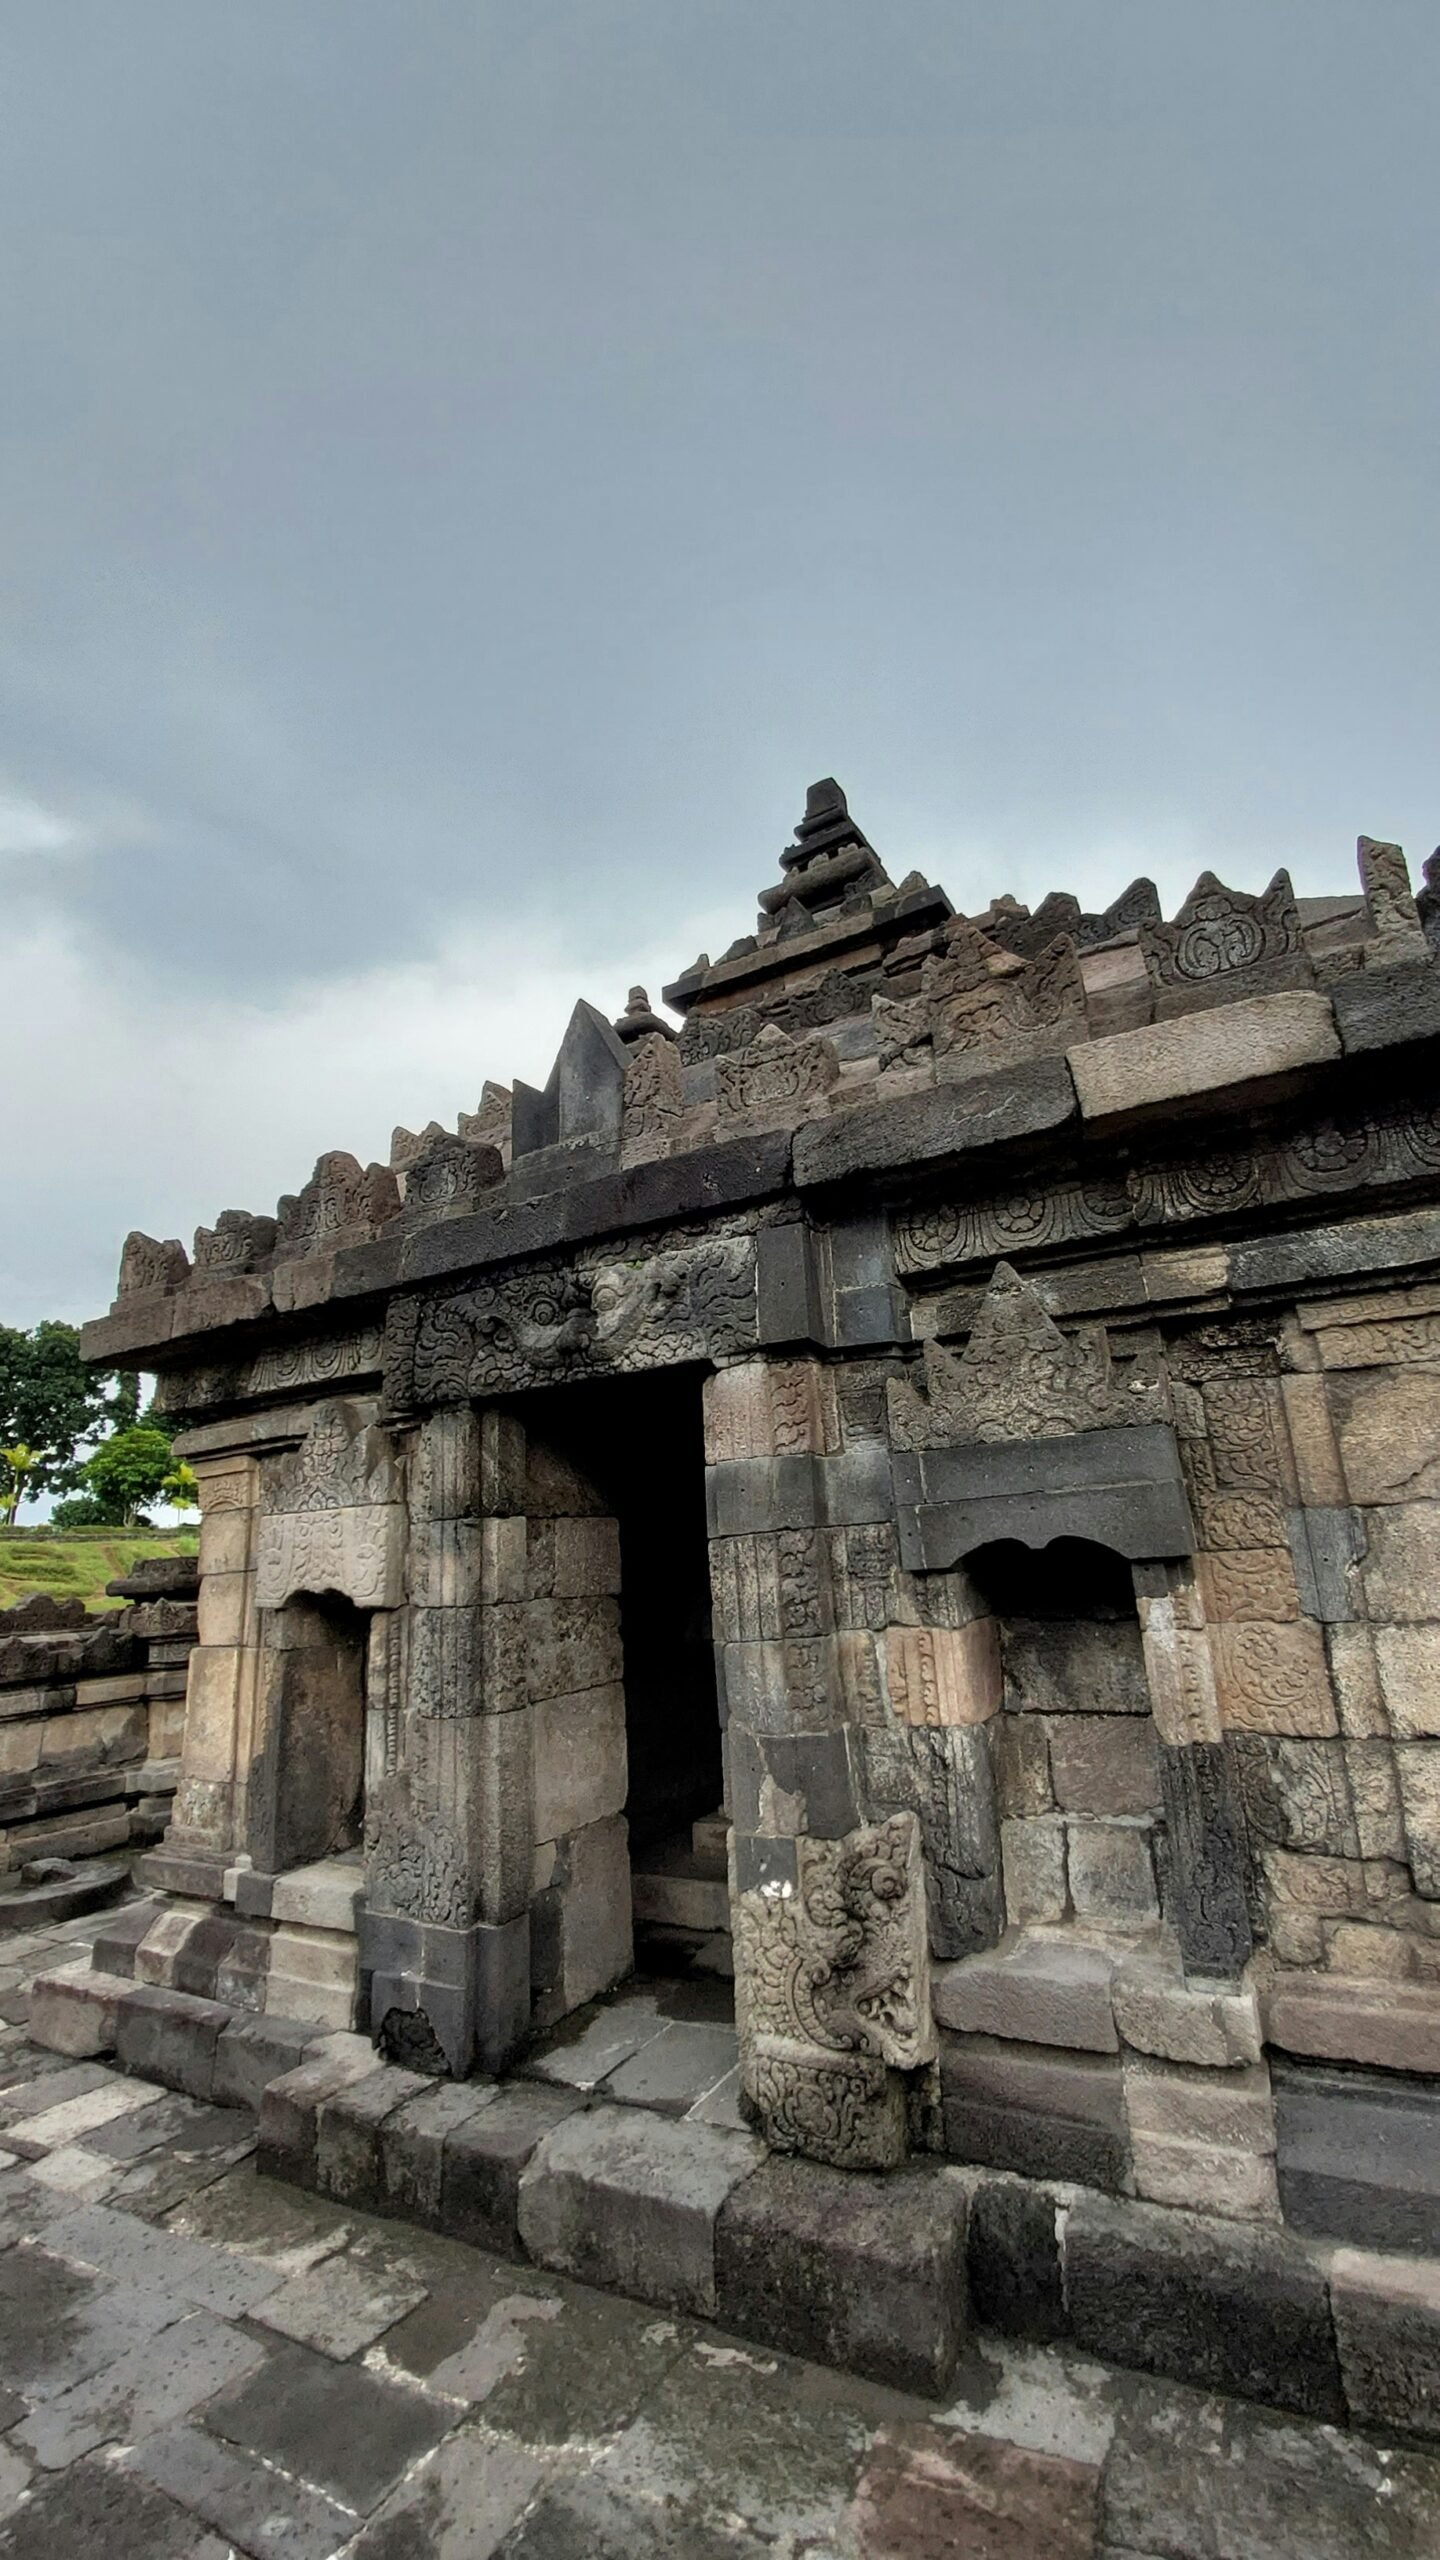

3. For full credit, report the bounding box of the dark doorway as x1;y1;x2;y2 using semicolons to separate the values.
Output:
520;1367;722;1855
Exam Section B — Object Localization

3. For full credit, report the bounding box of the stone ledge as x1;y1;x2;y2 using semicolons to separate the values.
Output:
792;1055;1078;1189
932;1933;1121;2054
1067;992;1340;1123
1262;1971;1440;2078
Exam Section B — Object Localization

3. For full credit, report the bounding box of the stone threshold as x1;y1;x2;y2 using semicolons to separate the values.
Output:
27;1956;1440;2438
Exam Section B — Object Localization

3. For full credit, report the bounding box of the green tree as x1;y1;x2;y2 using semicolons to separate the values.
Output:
69;1423;177;1527
0;1443;39;1528
161;1460;200;1519
0;1322;138;1503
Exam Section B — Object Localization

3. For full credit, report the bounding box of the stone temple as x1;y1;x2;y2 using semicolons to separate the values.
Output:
31;781;1440;2395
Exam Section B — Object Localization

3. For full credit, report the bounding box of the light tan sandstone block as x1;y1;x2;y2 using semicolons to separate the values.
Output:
1361;1503;1440;1623
885;1620;1001;1727
1196;1548;1300;1623
1211;1619;1337;1736
1331;1368;1440;1506
1374;1624;1440;1739
1068;992;1339;1120
1279;1374;1348;1507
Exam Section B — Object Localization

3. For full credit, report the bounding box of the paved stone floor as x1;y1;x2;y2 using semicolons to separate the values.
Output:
2;1918;1438;2555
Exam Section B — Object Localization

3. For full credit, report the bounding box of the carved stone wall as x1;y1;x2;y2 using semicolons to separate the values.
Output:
255;1400;406;1612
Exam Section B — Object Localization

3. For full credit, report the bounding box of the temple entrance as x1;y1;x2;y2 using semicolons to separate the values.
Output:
519;1367;729;2013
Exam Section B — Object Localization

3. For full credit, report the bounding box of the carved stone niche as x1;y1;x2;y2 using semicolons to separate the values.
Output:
733;1811;935;2171
888;1263;1193;1567
255;1400;406;1611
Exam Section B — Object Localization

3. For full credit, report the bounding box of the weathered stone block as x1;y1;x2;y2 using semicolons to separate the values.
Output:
1273;2059;1440;2252
793;1055;1079;1186
27;1963;126;2058
884;1619;1000;1726
525;1599;623;1704
1396;1743;1440;1895
1062;2190;1344;2419
211;2012;326;2112
1361;1501;1440;1622
1331;2246;1440;2438
315;2064;429;2210
532;1682;627;1840
1280;1373;1348;1508
714;2157;970;2395
1066;1818;1158;1925
113;1983;233;2101
1211;1618;1337;1736
862;1723;1001;1959
1001;1814;1067;1924
1046;1715;1157;1815
1110;1945;1262;2068
964;2173;1068;2343
1122;2053;1275;2151
378;2078;499;2224
439;2080;584;2253
990;1713;1052;1816
1197;1547;1300;1623
256;2032;378;2185
1130;2131;1281;2221
932;1933;1119;2052
1263;1972;1440;2075
1068;992;1340;1120
517;2103;764;2315
1289;1506;1363;1623
1375;1624;1440;1738
939;2031;1128;2190
1331;1364;1440;1504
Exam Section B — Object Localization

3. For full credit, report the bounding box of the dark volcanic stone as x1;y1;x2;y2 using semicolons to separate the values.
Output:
965;2174;1068;2344
793;1055;1078;1189
713;2155;969;2396
440;2080;587;2256
1063;2190;1345;2420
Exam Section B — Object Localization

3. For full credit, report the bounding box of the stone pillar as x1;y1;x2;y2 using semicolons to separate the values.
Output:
708;1355;937;2170
359;1407;531;2077
140;1454;262;1898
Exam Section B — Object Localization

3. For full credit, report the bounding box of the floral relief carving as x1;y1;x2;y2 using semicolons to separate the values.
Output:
714;1023;840;1127
1140;869;1303;990
408;1229;756;1402
256;1400;406;1610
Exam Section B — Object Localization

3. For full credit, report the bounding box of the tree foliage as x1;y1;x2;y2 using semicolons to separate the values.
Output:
0;1322;138;1500
66;1424;178;1528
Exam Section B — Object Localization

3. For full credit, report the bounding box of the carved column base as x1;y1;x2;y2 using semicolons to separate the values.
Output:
359;1906;530;2080
747;2042;911;2170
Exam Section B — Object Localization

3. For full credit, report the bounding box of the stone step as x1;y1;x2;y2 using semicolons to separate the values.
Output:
691;1810;730;1862
630;1838;730;1935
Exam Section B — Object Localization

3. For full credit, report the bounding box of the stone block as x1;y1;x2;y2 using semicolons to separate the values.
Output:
1068;992;1339;1120
1331;2245;1440;2438
1001;1815;1067;1924
526;1598;623;1703
1327;1621;1388;1737
1273;2059;1440;2252
1003;1612;1151;1717
532;1682;627;1839
932;1932;1119;2052
1345;1738;1407;1859
1212;1618;1337;1736
255;2032;378;2185
1122;2053;1275;2151
380;2078;500;2224
212;2012;326;2112
1130;2132;1281;2221
113;1983;233;2100
793;1054;1078;1187
1265;1967;1440;2072
990;1714;1053;1816
1066;1818;1158;1925
1157;1740;1254;1974
441;2080;588;2252
552;1515;622;1597
1197;1547;1300;1623
268;1859;363;1933
27;1963;126;2058
1361;1501;1440;1623
714;2156;970;2395
884;1620;1000;1726
964;2173;1068;2343
1396;1743;1440;1895
939;2030;1129;2190
264;1923;357;2034
860;1722;1000;1960
1376;1624;1440;1739
1331;951;1440;1052
516;2102;764;2315
1331;1364;1440;1506
1062;2189;1345;2419
1046;1715;1157;1815
1111;1945;1261;2067
314;2064;429;2210
1280;1374;1348;1507
1289;1507;1363;1623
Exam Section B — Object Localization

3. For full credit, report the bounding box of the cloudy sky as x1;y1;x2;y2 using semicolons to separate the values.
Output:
4;3;1436;1329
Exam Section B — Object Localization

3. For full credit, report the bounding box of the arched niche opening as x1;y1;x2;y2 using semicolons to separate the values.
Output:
964;1535;1162;1936
260;1589;368;1874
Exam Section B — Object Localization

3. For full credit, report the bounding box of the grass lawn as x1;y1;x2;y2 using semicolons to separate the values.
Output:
0;1525;199;1615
